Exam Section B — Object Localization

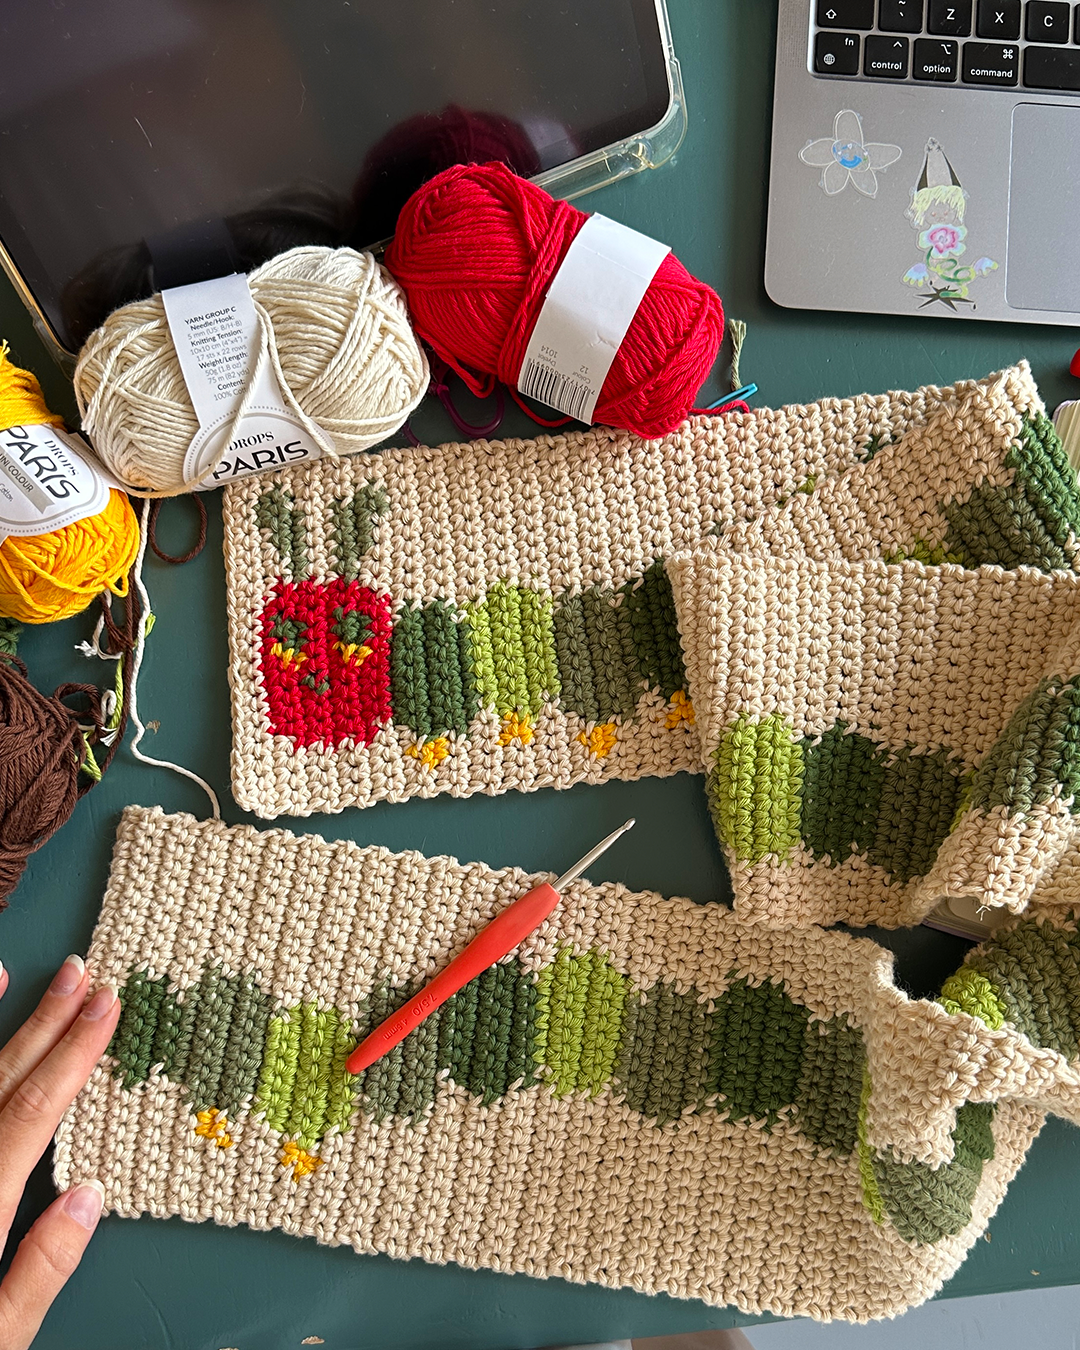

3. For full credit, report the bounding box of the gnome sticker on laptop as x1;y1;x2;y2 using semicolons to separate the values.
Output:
901;139;999;312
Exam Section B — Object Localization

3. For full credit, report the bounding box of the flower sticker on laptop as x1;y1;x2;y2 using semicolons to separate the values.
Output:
902;139;999;311
799;110;901;198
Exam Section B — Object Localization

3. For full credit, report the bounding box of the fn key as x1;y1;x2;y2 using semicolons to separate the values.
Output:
815;30;861;73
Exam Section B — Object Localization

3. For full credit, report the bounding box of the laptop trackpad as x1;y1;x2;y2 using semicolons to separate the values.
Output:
1007;104;1080;312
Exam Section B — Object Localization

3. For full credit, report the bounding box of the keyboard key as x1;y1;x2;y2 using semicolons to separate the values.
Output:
975;0;1021;38
815;30;862;72
962;39;1019;81
1024;43;1080;87
865;34;911;74
913;37;960;77
879;0;923;31
816;0;875;27
928;0;973;33
1026;1;1071;41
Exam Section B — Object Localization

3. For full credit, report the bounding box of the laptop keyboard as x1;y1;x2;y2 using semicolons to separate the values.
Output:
813;0;1080;89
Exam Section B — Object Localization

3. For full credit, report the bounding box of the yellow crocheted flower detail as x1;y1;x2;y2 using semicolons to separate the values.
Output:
281;1140;323;1181
665;691;695;730
577;723;618;758
498;713;534;747
334;641;373;667
405;737;451;771
271;642;307;669
194;1109;233;1148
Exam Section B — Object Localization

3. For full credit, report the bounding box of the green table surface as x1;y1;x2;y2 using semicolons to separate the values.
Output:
3;3;1080;1347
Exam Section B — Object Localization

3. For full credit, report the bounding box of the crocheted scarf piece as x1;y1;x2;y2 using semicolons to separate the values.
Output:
668;549;1080;928
55;808;1080;1322
222;364;1076;820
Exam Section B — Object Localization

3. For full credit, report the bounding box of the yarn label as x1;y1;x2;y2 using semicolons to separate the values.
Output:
162;272;326;489
517;214;670;423
0;423;113;544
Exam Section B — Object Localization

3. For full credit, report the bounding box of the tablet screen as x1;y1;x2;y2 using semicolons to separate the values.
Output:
0;0;674;353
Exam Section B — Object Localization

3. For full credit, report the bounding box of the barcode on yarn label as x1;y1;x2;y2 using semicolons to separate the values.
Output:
0;423;114;546
163;272;328;490
516;213;670;424
518;359;594;423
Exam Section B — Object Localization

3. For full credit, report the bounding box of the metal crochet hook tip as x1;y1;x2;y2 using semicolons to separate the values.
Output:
553;819;636;891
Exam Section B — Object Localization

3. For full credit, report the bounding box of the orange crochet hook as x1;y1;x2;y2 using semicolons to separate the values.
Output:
346;819;636;1075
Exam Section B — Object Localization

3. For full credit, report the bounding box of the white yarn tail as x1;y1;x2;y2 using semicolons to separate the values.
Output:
125;501;221;817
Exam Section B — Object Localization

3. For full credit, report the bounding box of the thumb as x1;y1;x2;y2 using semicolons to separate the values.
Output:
0;1180;104;1350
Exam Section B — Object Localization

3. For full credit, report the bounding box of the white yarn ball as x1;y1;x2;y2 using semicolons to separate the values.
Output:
74;246;429;495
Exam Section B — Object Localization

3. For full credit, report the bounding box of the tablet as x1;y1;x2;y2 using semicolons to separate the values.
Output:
0;0;684;361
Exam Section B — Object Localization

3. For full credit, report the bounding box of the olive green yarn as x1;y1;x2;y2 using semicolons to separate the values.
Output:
968;675;1080;816
794;1015;866;1157
616;981;712;1126
872;1103;996;1245
329;485;389;580
554;587;639;724
0;617;21;657
869;747;967;884
942;479;1070;572
1008;411;1080;551
709;715;804;864
961;918;1080;1060
255;485;309;579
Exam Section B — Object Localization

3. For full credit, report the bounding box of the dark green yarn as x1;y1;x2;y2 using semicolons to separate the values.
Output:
800;725;887;864
968;676;1080;816
706;976;810;1127
330;485;389;580
868;747;967;884
621;560;687;700
422;601;476;737
616;982;712;1126
390;600;477;739
255;486;309;578
109;966;273;1114
794;1016;866;1157
109;970;172;1089
872;1102;996;1245
963;918;1080;1059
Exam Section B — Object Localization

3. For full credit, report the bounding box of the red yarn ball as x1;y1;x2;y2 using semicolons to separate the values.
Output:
384;162;724;439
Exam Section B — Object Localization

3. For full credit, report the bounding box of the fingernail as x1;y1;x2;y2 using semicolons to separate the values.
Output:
63;1180;105;1230
50;955;86;997
80;985;118;1021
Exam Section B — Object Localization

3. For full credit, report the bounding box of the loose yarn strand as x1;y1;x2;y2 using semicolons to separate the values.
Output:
729;319;747;391
124;501;220;817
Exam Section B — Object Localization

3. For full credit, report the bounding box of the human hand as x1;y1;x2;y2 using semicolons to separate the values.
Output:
0;955;120;1350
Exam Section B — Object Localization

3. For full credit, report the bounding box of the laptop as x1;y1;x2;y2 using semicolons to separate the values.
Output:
766;0;1080;323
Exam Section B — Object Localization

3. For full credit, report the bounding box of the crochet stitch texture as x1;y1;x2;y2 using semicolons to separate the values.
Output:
668;549;1080;928
54;807;1080;1322
224;364;1077;824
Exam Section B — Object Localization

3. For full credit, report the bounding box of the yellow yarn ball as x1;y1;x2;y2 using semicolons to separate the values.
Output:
0;343;140;623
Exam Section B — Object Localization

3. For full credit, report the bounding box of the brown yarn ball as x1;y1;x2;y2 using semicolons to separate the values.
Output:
0;657;100;907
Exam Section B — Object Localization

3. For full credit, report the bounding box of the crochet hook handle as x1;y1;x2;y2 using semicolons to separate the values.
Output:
345;820;635;1075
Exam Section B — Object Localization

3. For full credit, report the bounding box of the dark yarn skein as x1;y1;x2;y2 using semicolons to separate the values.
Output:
0;657;103;908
